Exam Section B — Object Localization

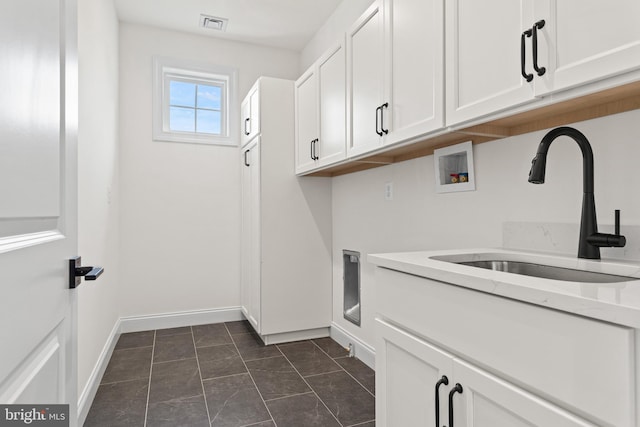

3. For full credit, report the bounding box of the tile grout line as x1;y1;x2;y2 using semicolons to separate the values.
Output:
345;420;376;427
152;356;198;366
201;371;252;382
335;363;376;400
302;369;345;378
310;340;376;399
309;339;349;361
240;420;277;427
239;422;270;427
240;354;285;363
225;323;278;427
142;330;157;427
99;376;153;386
191;326;214;427
276;342;345;427
263;390;315;403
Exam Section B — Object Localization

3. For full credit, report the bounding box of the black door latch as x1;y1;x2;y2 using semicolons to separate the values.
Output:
69;256;104;289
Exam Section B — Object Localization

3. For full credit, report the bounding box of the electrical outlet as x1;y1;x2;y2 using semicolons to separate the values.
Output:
385;182;393;200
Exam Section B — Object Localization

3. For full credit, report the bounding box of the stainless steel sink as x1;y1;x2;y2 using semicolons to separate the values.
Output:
457;260;636;283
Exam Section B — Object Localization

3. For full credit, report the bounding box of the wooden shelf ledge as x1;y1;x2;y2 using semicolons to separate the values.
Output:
305;80;640;177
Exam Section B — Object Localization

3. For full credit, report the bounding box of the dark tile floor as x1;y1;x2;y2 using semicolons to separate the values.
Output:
85;321;375;427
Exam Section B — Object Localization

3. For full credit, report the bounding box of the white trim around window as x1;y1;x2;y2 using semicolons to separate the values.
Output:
152;56;239;146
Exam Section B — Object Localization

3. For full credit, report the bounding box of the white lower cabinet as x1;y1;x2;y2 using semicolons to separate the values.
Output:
376;319;596;427
374;267;634;427
452;359;595;427
376;319;451;427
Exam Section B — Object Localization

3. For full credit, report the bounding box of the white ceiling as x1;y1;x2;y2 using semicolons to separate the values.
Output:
113;0;344;51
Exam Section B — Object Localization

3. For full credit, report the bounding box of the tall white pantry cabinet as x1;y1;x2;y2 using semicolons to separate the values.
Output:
239;77;332;344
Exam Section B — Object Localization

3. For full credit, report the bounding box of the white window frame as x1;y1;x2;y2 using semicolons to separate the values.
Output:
153;56;239;146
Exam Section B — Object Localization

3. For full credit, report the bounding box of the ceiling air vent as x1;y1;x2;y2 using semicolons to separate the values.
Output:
199;14;228;32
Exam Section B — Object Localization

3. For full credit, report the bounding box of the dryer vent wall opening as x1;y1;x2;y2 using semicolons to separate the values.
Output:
343;250;361;326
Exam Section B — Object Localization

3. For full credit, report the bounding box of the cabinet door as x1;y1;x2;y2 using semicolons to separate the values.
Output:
241;139;261;332
451;359;597;427
446;0;537;125
347;0;384;157
383;0;444;144
249;139;261;332
318;40;346;167
241;84;260;147
535;0;640;95
249;86;260;139
376;319;452;427
294;68;318;174
240;96;251;147
240;145;252;322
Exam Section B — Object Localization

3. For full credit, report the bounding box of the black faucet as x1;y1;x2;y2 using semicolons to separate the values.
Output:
528;126;626;260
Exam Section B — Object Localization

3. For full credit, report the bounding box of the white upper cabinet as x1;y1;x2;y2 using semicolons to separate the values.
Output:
295;68;318;173
382;0;444;145
347;0;444;158
347;1;385;157
297;0;640;173
446;0;537;125
241;82;260;146
295;40;346;175
534;0;640;95
317;42;347;167
447;0;640;126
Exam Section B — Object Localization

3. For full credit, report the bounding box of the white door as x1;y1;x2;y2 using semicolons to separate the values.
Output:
535;0;640;95
446;0;538;125
317;40;346;167
347;0;385;157
383;0;444;144
294;69;318;174
452;359;596;427
0;0;78;421
375;320;452;427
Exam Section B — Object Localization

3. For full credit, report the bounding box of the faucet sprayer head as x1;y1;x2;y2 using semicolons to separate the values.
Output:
528;154;546;184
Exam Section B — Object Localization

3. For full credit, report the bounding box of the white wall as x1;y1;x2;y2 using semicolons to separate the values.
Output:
77;0;120;408
118;24;300;318
302;0;640;352
332;111;640;347
300;0;374;71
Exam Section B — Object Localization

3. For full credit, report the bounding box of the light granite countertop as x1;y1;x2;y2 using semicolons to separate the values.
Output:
368;248;640;328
